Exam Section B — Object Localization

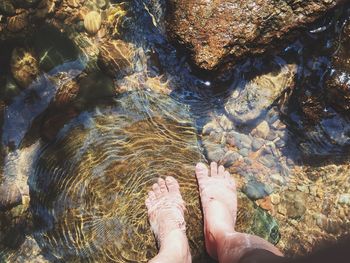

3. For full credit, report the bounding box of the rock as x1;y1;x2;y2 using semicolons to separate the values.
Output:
0;0;16;16
251;121;270;139
227;131;252;150
0;181;22;211
53;79;80;108
98;40;136;78
222;150;240;167
84;11;102;35
280;191;307;219
7;12;28;32
13;0;41;8
77;71;115;104
166;0;344;71
338;193;350;205
236;193;280;245
0;76;21;101
270;173;284;186
10;48;40;88
225;63;296;124
243;180;271;201
251;138;265;151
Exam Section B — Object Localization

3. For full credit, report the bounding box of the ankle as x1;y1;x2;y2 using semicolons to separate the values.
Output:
156;229;191;263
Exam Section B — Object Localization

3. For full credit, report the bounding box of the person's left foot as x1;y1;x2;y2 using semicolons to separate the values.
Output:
146;176;191;263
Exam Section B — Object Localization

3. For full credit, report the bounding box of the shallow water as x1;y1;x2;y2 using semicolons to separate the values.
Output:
0;0;349;262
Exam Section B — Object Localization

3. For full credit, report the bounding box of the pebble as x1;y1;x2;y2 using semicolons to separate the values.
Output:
297;185;309;194
338;193;350;205
270;173;284;185
252;138;265;151
228;131;252;150
84;11;101;35
270;193;280;205
243;180;271;201
258;155;275;168
222;151;240;167
251;120;270;139
0;0;16;16
239;148;249;157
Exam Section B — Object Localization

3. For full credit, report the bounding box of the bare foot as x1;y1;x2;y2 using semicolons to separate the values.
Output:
195;162;237;259
196;162;282;263
145;176;191;263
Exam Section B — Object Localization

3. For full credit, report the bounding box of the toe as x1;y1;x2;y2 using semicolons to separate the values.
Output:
152;183;161;197
218;165;225;177
195;162;209;180
165;176;180;193
148;190;156;201
210;162;218;177
158;178;167;193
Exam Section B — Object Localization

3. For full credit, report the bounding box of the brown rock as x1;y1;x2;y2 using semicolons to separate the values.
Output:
166;0;345;71
7;12;28;32
98;40;135;77
0;181;22;211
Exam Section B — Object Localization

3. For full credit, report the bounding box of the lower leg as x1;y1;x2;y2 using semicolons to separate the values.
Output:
149;229;191;263
195;162;283;263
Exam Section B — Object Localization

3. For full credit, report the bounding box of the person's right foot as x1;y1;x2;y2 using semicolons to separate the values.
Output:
195;162;237;259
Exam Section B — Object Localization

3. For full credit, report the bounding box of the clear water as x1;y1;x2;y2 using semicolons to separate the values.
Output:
0;1;349;262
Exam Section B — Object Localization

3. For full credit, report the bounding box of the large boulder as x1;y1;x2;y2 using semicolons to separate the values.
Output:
166;0;344;71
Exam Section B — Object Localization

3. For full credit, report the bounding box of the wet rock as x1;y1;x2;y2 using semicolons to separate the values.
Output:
98;40;136;78
251;138;265;151
77;71;115;104
0;76;22;101
280;191;307;219
338;193;350;205
243;180;272;201
84;11;102;35
225;63;296;124
0;181;22;211
236;193;280;245
10;48;40;88
7;12;28;32
251;121;270;139
166;0;343;71
222;150;240;167
227;131;252;150
13;0;41;8
0;0;16;16
53;79;80;108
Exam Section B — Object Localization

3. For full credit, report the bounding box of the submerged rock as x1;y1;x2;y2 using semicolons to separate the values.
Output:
225;63;296;124
98;40;136;78
28;90;280;262
0;181;22;211
84;11;102;35
166;0;344;71
10;48;40;88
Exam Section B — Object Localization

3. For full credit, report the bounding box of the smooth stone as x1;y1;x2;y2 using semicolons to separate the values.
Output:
338;193;350;205
270;173;284;186
243;180;271;201
84;11;102;35
228;131;252;150
222;150;240;167
252;138;265;151
239;148;249;157
0;181;22;211
225;63;297;124
251;120;270;139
